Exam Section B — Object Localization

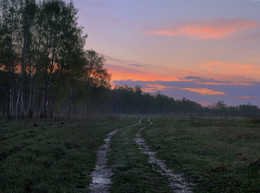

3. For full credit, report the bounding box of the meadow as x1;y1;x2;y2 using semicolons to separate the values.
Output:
0;115;138;193
0;116;259;193
142;116;260;193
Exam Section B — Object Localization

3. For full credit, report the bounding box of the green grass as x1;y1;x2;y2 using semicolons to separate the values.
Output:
108;118;172;193
0;115;138;193
142;116;260;193
1;115;259;193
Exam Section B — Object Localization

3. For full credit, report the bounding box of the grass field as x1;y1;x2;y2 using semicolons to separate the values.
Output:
142;116;260;193
0;115;259;193
0;115;138;193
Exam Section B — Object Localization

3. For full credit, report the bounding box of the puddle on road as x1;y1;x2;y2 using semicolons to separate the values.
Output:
89;119;142;193
135;118;194;193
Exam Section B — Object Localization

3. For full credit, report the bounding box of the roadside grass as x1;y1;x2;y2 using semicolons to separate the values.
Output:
0;115;137;193
142;116;260;193
108;118;172;193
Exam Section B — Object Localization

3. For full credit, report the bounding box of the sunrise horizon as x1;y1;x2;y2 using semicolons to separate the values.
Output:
65;0;260;107
1;1;260;192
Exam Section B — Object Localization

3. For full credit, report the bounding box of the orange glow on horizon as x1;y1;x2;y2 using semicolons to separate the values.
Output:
108;64;258;86
108;67;180;81
105;54;260;84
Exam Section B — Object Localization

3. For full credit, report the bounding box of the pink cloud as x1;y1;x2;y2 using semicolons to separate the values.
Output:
144;83;170;91
201;61;260;77
143;83;225;96
181;88;225;96
143;83;177;93
148;19;258;39
238;96;256;99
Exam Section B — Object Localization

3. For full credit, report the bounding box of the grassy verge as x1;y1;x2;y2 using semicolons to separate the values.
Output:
0;115;138;193
108;118;172;193
142;116;260;193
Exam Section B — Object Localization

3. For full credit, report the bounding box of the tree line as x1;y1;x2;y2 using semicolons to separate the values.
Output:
108;86;260;117
0;0;110;119
0;0;259;119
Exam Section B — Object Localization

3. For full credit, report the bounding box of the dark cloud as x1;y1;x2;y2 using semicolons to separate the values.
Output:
183;76;229;83
128;64;142;67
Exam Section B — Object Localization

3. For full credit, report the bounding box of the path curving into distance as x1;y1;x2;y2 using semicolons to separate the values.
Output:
89;119;142;193
134;118;194;193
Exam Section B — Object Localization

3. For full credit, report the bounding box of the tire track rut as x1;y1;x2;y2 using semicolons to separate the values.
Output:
134;118;194;193
89;119;142;193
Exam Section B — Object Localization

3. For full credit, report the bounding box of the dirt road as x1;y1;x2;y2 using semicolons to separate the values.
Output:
89;118;193;192
89;119;142;193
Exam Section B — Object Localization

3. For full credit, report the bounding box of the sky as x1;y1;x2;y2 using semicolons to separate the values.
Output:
66;0;260;107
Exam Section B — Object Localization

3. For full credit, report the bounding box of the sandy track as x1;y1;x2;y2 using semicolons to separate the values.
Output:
134;118;194;193
89;119;142;193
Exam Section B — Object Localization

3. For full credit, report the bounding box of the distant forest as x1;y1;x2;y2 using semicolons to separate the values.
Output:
0;0;259;119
